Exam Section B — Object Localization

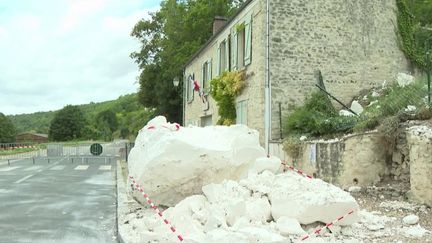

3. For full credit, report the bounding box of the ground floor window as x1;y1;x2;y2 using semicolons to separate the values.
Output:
236;100;248;125
200;115;213;127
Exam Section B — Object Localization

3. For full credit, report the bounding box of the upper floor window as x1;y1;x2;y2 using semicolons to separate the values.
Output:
202;59;212;93
231;14;252;71
218;40;229;75
186;74;194;102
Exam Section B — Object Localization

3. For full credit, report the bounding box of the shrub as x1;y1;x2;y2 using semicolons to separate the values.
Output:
378;116;400;151
283;91;355;136
282;136;303;159
210;71;246;125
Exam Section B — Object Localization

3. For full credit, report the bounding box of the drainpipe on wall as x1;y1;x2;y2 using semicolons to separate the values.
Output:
264;0;271;154
182;70;186;126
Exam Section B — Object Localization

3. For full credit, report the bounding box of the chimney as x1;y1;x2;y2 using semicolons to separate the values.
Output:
213;16;228;35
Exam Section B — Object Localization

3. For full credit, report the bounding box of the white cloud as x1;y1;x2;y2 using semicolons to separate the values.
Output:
0;0;160;115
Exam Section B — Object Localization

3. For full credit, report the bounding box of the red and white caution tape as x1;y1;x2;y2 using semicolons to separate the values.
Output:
281;161;314;179
277;159;357;241
300;209;355;241
147;123;180;131
129;176;184;242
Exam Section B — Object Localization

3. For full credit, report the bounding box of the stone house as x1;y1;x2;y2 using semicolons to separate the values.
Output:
183;0;408;151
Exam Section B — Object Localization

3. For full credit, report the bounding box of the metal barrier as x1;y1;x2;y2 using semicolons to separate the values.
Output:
0;141;128;163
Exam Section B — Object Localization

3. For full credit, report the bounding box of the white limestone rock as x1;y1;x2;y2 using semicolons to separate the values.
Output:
128;116;266;206
348;186;362;193
403;214;420;225
402;224;430;238
276;217;306;236
339;109;356;117
350;100;364;115
204;229;249;243
245;197;272;224
241;171;359;225
248;156;281;175
397;73;414;87
405;105;417;112
237;227;286;242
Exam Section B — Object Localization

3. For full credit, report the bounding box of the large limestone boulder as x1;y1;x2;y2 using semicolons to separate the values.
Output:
128;116;266;206
240;171;359;225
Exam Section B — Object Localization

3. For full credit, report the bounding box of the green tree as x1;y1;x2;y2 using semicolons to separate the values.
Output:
49;105;87;141
120;127;130;139
131;0;245;123
0;113;16;143
95;110;119;133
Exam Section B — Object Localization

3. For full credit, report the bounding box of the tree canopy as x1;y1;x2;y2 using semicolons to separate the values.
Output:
130;0;245;123
0;113;16;143
49;105;87;141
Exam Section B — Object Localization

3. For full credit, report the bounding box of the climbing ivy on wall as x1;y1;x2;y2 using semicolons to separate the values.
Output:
396;0;430;70
210;71;246;125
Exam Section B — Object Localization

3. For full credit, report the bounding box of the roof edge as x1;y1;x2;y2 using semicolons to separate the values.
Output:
183;0;254;69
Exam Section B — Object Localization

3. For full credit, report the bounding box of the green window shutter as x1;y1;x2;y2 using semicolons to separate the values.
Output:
217;46;221;76
224;39;229;71
242;101;248;125
244;14;252;66
231;28;238;70
208;59;212;83
236;102;241;124
201;62;206;88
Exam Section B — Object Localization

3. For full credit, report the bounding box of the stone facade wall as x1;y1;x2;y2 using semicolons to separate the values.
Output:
406;125;432;207
292;132;389;187
269;0;409;139
391;125;411;182
184;0;267;143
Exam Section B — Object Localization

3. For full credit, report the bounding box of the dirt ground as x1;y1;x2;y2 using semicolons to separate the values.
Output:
304;177;431;243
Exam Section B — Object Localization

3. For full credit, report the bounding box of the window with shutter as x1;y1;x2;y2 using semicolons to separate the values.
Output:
231;29;238;70
225;37;230;71
202;60;212;93
218;40;227;76
186;74;194;102
236;100;248;125
244;14;252;66
237;27;245;69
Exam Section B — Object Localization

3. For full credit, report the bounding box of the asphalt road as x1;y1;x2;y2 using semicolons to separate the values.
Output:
0;157;118;243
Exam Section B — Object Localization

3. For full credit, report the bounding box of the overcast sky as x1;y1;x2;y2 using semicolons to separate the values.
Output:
0;0;161;115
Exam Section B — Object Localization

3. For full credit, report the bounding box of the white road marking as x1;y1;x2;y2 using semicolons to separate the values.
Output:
24;166;44;171
74;165;89;170
99;165;111;171
0;166;20;172
15;174;34;184
49;165;65;171
12;160;62;184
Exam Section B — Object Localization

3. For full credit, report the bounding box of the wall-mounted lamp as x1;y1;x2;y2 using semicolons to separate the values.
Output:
173;77;180;87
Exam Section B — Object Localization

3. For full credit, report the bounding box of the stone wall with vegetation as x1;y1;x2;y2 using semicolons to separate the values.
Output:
281;121;432;206
291;132;389;187
269;0;409;139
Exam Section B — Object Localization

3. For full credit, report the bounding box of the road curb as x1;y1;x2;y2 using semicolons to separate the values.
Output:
116;160;129;243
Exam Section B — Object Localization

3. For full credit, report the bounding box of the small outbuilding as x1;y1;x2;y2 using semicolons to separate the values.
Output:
15;133;48;143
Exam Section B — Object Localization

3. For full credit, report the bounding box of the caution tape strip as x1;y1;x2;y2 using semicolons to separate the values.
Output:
281;161;314;179
300;209;355;241
129;176;184;242
277;159;357;242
